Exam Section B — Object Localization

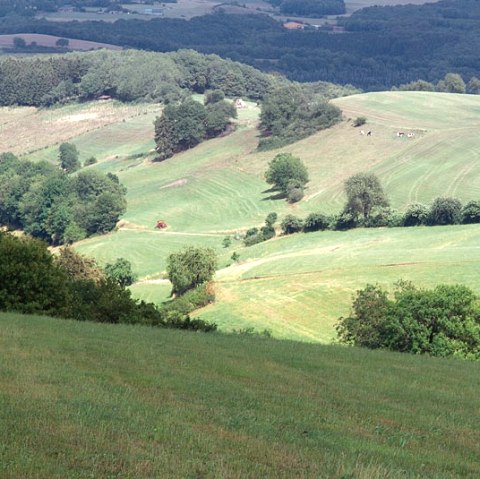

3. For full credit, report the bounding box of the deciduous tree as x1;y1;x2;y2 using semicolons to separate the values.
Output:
265;153;309;200
167;246;217;295
343;172;389;221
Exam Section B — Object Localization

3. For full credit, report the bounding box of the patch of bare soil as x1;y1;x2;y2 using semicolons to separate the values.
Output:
159;179;188;189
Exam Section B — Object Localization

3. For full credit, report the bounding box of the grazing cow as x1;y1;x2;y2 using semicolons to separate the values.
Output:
360;130;365;135
397;131;405;137
407;133;415;138
366;130;372;136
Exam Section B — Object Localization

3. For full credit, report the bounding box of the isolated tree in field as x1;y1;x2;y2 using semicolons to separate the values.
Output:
343;172;389;221
56;38;70;48
59;142;80;173
105;258;137;287
265;153;309;201
167;246;217;295
13;37;26;49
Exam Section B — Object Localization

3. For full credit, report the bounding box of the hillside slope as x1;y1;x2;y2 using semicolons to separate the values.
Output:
13;91;480;341
1;313;479;478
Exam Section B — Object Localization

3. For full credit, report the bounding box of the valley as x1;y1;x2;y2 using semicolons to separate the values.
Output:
11;90;480;341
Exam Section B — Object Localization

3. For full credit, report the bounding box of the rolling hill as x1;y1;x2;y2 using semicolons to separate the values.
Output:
1;312;479;478
13;91;480;341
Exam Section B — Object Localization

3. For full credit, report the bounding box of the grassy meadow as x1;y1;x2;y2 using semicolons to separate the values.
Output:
1;312;479;478
12;91;480;341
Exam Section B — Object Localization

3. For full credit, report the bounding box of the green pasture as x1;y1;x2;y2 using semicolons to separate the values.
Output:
127;224;480;342
24;102;161;165
5;92;480;342
1;313;479;478
76;229;224;278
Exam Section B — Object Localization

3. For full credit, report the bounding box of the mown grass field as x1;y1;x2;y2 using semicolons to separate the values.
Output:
1;312;479;479
13;92;480;341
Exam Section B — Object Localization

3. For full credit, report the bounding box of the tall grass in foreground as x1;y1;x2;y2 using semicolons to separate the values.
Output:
1;313;479;478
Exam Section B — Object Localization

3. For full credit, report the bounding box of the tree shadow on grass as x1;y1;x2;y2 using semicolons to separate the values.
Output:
261;188;286;201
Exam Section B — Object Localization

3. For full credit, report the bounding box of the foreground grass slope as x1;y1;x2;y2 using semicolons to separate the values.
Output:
1;313;479;478
13;92;480;340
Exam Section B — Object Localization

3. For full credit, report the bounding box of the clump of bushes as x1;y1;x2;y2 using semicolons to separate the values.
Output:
243;213;278;246
0;234;217;332
337;281;480;360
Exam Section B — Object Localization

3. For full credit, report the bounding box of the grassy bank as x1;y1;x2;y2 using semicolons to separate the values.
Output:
1;312;479;478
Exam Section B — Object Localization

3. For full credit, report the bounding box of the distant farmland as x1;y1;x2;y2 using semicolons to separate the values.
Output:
0;33;122;51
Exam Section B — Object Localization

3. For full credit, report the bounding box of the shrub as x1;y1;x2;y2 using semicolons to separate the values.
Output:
303;212;330;232
84;156;97;166
260;224;276;240
222;236;232;248
281;215;304;234
286;179;305;203
244;234;264;246
353;116;366;127
265;212;278;226
403;203;429;226
429;197;462;225
364;207;400;228
334;212;357;231
461;200;480;224
161;283;215;316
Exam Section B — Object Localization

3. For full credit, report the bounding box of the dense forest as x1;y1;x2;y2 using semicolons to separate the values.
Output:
2;0;479;90
0;153;127;245
0;49;277;106
265;0;345;16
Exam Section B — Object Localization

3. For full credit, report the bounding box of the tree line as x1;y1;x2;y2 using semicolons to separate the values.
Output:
279;175;480;234
1;1;480;90
0;152;126;245
252;157;480;238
